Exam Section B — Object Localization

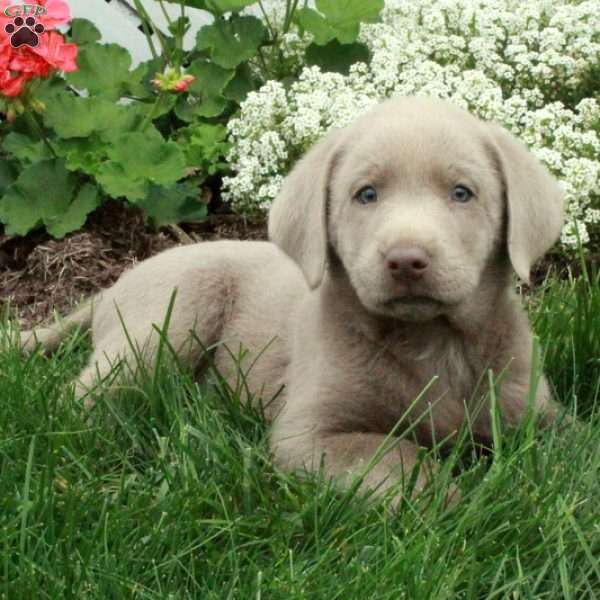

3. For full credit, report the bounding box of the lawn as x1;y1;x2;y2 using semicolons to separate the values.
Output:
1;268;599;599
2;0;600;596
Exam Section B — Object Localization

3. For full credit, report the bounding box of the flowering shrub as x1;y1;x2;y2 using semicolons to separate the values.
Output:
0;0;385;238
223;0;600;250
2;0;598;249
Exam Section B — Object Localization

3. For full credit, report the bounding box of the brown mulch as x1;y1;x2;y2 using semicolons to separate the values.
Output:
0;201;267;329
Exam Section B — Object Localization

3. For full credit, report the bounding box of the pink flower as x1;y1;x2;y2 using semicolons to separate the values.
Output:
0;37;29;95
9;51;50;77
0;68;27;96
29;30;77;72
0;35;11;64
0;1;77;98
0;0;71;31
174;75;195;92
152;69;196;93
36;0;71;28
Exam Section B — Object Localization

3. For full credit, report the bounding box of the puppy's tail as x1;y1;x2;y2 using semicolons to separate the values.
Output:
19;294;100;354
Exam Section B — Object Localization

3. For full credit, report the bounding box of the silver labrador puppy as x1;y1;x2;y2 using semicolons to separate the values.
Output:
21;97;565;502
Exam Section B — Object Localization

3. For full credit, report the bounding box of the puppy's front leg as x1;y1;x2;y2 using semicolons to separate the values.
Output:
270;410;444;504
490;356;563;431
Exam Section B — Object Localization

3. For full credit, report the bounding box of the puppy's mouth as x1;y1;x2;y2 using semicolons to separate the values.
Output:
384;295;441;308
378;294;445;322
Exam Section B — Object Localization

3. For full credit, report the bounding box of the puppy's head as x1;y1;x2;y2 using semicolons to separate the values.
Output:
269;97;564;321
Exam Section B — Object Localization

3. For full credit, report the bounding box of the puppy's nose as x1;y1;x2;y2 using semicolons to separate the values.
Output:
386;246;429;280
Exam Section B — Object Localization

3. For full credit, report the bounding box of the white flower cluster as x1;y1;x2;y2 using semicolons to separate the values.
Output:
222;70;379;212
224;0;600;249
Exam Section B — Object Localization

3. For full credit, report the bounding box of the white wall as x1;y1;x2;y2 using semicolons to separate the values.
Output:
69;0;213;66
69;1;319;66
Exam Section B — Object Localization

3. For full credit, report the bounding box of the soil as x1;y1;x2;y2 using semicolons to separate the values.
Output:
0;201;267;329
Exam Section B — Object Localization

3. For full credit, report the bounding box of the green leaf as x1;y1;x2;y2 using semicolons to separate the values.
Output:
129;57;164;97
168;16;191;37
296;0;383;44
164;0;209;9
137;180;208;226
44;93;107;138
69;18;101;45
95;162;149;200
0;159;73;235
3;133;53;163
0;159;99;237
43;94;144;142
53;136;107;175
126;62;155;98
196;16;267;69
165;0;256;14
139;94;177;121
306;40;370;74
223;63;256;102
208;0;257;12
175;95;227;121
97;129;187;201
66;43;134;100
175;60;235;120
317;0;384;30
47;183;101;238
107;130;186;185
189;123;228;147
0;161;17;196
187;60;235;95
29;74;72;106
296;8;337;45
179;123;230;173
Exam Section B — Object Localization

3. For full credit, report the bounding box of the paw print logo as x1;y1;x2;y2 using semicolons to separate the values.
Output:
5;15;44;48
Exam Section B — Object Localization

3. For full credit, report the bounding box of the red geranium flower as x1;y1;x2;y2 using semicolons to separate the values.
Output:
0;0;77;99
0;68;27;96
29;31;78;72
0;36;27;96
0;0;71;30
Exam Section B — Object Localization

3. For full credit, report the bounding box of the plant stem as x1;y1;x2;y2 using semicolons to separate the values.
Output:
132;0;158;61
283;0;291;30
257;0;276;41
140;94;164;132
157;0;173;26
177;0;186;53
154;29;174;68
133;0;175;65
256;46;271;81
135;1;174;68
23;110;56;158
283;0;300;33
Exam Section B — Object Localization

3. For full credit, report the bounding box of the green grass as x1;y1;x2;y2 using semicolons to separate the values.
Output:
1;271;599;599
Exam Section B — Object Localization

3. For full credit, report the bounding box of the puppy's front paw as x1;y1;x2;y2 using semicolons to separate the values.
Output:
384;478;461;512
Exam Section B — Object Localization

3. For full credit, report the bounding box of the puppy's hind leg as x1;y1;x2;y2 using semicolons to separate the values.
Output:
76;276;231;409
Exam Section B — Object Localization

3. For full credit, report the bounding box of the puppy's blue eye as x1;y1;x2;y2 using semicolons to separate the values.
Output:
451;185;474;203
356;186;378;205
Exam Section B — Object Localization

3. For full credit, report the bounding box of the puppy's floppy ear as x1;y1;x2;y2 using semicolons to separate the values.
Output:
488;124;565;283
268;129;344;289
